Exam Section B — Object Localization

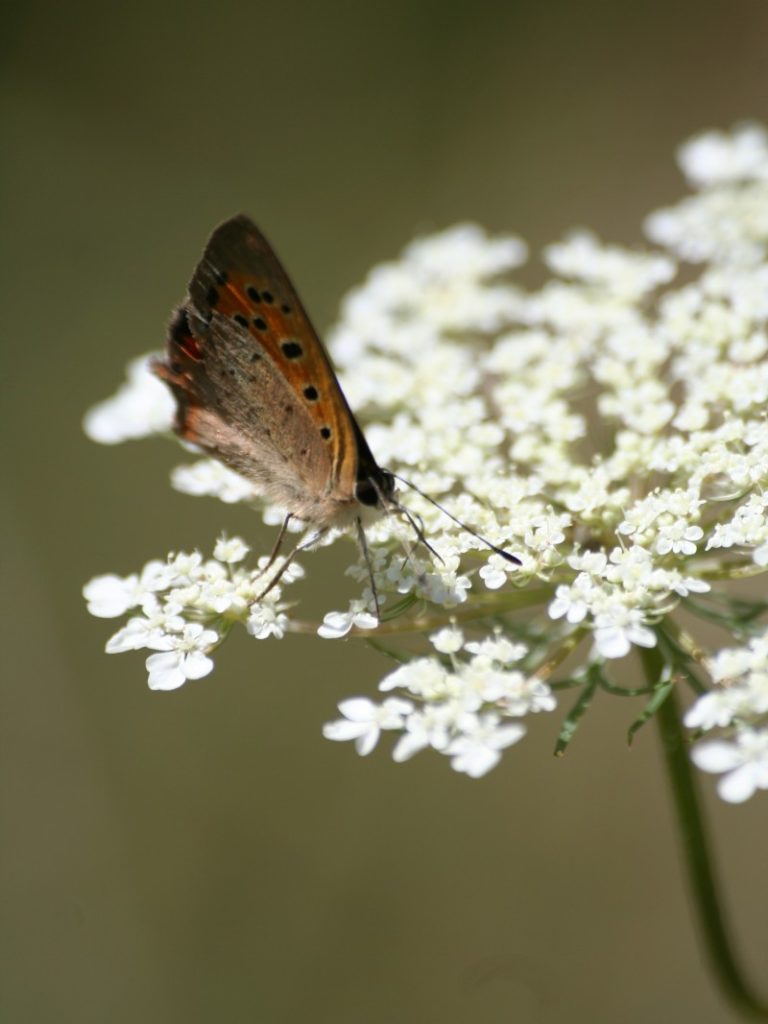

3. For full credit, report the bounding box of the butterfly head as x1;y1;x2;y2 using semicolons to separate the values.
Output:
354;468;396;511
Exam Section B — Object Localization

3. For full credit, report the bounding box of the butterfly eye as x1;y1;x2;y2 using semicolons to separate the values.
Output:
355;479;380;507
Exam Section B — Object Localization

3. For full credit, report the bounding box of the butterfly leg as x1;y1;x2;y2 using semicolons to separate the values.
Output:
355;516;381;621
250;527;326;606
256;513;293;578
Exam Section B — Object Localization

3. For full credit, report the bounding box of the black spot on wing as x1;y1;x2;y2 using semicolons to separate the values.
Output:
281;341;303;359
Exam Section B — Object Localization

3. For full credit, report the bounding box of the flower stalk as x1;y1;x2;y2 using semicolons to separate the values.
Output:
642;641;768;1020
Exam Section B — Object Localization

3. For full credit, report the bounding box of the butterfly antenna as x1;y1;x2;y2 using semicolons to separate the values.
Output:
355;517;381;619
390;472;521;565
362;470;445;567
394;507;428;572
391;502;444;564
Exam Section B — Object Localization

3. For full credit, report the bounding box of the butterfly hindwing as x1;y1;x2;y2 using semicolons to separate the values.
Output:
158;305;341;516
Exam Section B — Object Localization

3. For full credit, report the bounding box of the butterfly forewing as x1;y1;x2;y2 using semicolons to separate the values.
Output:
189;216;362;494
155;215;388;528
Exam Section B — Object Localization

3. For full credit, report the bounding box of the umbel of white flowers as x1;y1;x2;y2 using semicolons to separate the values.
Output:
85;124;768;794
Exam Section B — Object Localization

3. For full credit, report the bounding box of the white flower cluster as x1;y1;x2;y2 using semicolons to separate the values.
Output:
83;354;175;443
706;491;768;566
323;628;554;777
85;124;768;790
320;129;768;670
685;630;768;802
83;537;302;689
647;123;768;264
548;548;709;659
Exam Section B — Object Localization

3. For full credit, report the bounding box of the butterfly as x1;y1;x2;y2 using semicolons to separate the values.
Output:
154;214;519;615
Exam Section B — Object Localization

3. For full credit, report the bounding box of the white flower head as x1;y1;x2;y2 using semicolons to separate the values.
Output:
692;730;768;803
446;714;526;778
430;625;465;654
213;536;250;563
593;604;657;660
171;459;259;504
678;124;768;188
145;623;219;691
323;697;414;756
318;603;378;639
83;354;175;444
247;604;290;640
105;602;185;653
85;123;768;791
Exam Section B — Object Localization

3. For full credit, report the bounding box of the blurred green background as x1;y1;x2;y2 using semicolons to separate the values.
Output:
3;1;768;1021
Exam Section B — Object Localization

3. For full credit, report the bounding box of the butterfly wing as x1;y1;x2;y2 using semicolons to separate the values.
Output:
157;305;339;520
155;215;386;527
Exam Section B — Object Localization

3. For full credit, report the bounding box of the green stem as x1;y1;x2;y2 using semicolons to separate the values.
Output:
640;641;768;1019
